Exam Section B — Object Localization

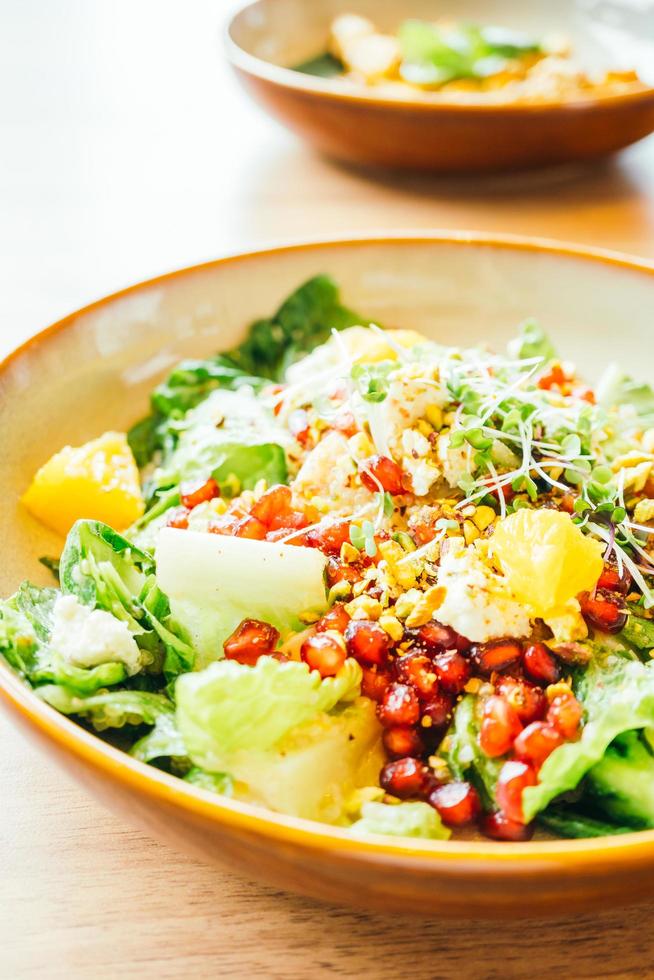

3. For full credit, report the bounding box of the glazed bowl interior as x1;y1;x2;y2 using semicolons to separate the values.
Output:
229;0;654;88
4;236;654;916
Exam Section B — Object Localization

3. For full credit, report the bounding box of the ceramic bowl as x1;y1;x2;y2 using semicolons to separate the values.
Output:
225;0;654;172
3;234;654;918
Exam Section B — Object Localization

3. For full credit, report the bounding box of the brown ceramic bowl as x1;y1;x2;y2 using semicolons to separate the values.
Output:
225;0;654;172
3;234;654;918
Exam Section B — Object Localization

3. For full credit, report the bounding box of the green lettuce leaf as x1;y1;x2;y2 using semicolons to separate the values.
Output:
176;657;361;765
444;694;502;809
597;364;654;422
523;655;654;821
620;607;654;653
350;801;450;840
183;767;233;795
538;805;635;838
508;319;558;364
130;710;187;762
586;730;654;829
37;685;175;732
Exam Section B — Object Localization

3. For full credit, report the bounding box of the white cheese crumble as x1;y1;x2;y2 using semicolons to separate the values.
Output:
435;542;531;643
51;594;143;675
292;431;369;515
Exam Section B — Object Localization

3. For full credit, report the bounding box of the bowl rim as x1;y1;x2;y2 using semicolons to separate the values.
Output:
4;230;654;873
224;0;654;115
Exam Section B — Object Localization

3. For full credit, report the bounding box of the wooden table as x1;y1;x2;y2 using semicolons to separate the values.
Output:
2;3;654;976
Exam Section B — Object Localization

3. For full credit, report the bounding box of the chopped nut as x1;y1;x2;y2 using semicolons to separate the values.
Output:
378;614;404;642
463;519;480;545
460;504;476;518
545;681;574;702
415;419;433;438
394;589;423;620
425;404;443;430
471;505;495;531
298;609;321;625
340;541;360;564
428;757;451;782
464;677;483;694
404;585;446;628
634;499;654;524
345;595;383;620
328;581;352;604
378;539;418;590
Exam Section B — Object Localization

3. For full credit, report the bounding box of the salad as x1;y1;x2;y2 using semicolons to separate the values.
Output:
4;274;654;843
296;15;644;105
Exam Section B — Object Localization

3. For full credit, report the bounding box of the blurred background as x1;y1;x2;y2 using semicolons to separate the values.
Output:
1;0;654;351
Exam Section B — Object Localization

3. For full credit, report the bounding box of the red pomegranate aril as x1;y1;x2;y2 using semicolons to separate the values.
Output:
395;653;440;700
537;363;566;391
479;696;523;758
380;757;430;799
377;683;421;728
166;505;190;530
316;604;350;634
289;408;311;445
480;812;534;842
428;781;481;827
547;694;583;739
359;455;409;495
579;592;627;633
421;690;454;728
496;759;537;823
433;651;471;694
179;476;220;510
306;520;351;556
224;618;280;666
234;515;268;540
250;484;292;525
360;667;391;703
345;619;391;667
266;510;308;532
417;621;470;653
472;639;523;675
496;677;547;724
300;633;346;678
597;563;632;595
325;557;361;587
514;721;564;768
382;725;425;759
523;643;561;686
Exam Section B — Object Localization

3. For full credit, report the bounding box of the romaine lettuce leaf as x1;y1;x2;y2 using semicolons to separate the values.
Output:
620;607;654;653
538;805;635;838
37;685;175;732
597;363;654;421
183;767;233;795
508;319;558;364
350;801;450;840
444;694;502;809
130;710;187;762
523;654;654;821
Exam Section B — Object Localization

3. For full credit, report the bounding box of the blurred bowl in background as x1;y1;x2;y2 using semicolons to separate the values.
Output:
225;0;654;172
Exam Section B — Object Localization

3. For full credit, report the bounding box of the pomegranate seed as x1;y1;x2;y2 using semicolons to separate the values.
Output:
479;696;522;758
428;781;481;827
300;632;346;678
382;725;425;759
432;651;471;694
421;690;454;728
250;485;292;525
496;760;537;823
267;510;308;532
523;643;560;686
559;493;577;515
496;677;546;724
576;386;596;404
579;592;627;633
416;621;470;653
480;812;534;842
234;515;268;540
597;564;632;595
345;619;391;667
289;408;311;445
361;667;391;702
325;557;362;587
316;604;350;634
306;520;351;556
224;618;280;666
377;683;421;728
208;516;238;536
547;694;583;739
380;757;430;799
395;653;440;699
179;476;219;509
412;522;437;547
514;721;564;768
472;639;523;675
166;505;190;530
359;455;409;495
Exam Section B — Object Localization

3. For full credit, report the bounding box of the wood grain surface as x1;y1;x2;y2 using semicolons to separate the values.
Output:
2;2;654;977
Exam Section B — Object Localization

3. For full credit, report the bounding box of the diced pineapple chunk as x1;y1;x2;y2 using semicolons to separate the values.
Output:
490;509;604;619
22;431;144;536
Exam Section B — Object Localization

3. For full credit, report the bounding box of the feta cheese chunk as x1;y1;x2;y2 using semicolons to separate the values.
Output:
436;541;531;643
51;594;143;675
